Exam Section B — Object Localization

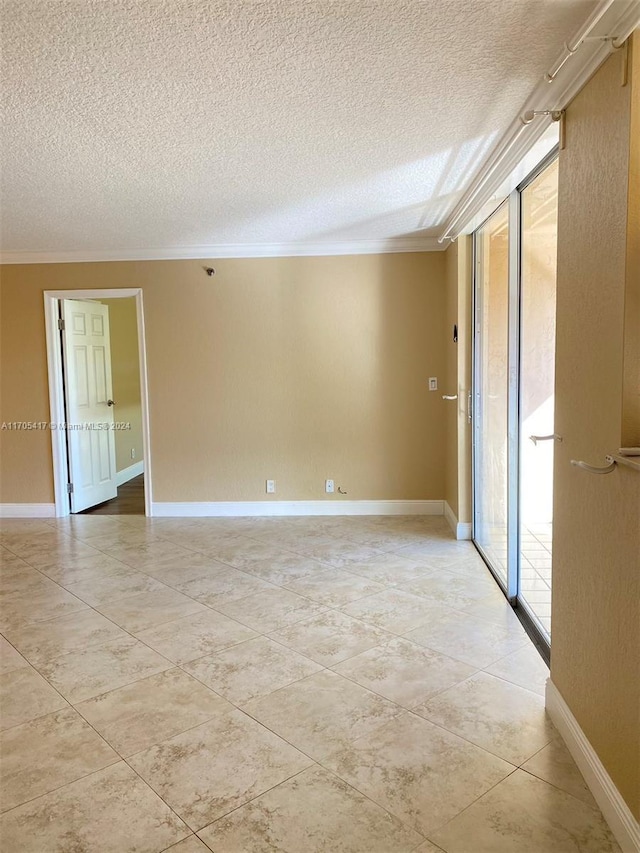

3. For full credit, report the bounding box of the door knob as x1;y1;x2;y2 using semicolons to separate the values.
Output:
107;399;115;407
442;395;458;400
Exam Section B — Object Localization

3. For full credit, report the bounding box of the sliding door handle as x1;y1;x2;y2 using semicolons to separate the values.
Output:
571;457;616;474
529;433;562;445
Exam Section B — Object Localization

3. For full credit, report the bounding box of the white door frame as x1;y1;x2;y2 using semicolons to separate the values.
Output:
44;288;152;517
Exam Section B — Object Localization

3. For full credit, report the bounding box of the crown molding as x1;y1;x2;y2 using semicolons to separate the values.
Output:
0;236;445;265
438;0;640;242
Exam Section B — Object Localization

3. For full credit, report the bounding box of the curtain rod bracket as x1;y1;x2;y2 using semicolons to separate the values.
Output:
521;109;564;126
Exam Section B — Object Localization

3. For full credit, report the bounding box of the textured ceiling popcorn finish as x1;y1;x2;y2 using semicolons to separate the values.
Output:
1;0;597;259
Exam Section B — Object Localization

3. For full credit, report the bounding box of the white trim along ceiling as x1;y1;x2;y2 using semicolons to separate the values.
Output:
1;0;639;264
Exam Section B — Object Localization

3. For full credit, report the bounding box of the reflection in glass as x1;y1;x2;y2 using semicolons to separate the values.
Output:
474;203;510;587
519;159;558;638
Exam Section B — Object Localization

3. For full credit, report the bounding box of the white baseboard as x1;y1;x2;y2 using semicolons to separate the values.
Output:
116;460;144;487
444;501;472;540
0;503;56;518
444;501;457;534
546;679;640;853
150;499;444;518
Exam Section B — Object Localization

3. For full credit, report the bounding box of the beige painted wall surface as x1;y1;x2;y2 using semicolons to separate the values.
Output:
100;298;143;473
622;35;640;447
553;48;639;818
0;253;446;504
0;278;51;503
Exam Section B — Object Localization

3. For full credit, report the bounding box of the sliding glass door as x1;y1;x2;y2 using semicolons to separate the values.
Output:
473;154;558;650
518;159;558;639
473;203;510;590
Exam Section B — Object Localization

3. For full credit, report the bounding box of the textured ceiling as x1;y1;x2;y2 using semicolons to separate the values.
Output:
1;0;598;257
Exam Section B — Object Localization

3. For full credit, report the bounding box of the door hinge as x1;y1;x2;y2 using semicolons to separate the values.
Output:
66;483;74;494
58;318;65;331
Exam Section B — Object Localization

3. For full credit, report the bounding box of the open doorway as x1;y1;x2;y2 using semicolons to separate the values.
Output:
43;288;152;517
81;296;144;514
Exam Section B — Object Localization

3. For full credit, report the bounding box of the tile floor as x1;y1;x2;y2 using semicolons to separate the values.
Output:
0;514;618;852
476;522;553;636
520;523;553;636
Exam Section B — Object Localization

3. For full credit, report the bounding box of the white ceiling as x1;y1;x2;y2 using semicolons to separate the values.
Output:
1;0;598;259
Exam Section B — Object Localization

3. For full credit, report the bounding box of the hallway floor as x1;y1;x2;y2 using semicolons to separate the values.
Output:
81;474;145;516
0;515;619;852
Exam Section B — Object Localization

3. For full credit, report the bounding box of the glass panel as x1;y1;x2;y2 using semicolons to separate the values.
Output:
474;203;510;587
518;159;558;639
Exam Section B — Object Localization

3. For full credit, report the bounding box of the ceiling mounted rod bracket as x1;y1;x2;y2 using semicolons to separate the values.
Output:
544;0;617;82
581;35;621;47
544;40;580;82
520;109;565;126
546;34;618;83
435;0;636;244
436;234;456;245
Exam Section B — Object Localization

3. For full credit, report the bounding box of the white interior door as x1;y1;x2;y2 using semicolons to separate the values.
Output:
61;299;117;512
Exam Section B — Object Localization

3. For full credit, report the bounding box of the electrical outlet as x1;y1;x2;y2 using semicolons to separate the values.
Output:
131;448;136;460
266;479;276;494
428;377;438;391
325;479;334;493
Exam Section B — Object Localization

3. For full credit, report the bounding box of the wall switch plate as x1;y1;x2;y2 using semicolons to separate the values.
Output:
325;479;334;493
266;479;275;494
131;448;136;459
428;377;438;391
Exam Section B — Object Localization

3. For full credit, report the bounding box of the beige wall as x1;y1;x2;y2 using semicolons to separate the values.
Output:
444;237;472;525
0;282;51;503
622;35;640;447
100;298;143;474
0;253;447;504
553;46;639;818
